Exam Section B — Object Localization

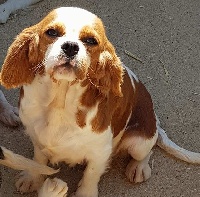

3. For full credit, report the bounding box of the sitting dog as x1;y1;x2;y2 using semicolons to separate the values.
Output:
0;0;42;23
0;146;68;197
1;7;200;197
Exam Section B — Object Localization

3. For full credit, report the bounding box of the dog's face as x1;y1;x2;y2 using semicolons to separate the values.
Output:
1;7;123;96
44;7;106;82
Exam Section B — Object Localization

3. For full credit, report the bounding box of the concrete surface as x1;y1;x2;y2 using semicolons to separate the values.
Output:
0;0;200;196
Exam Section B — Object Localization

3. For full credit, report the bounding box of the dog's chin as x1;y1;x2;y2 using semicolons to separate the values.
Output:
50;63;77;81
47;58;88;82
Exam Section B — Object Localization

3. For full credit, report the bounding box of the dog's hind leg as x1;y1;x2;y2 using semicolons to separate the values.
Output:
125;151;152;183
118;130;158;183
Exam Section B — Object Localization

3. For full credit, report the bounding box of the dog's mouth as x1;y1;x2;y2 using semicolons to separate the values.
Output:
47;54;87;81
53;58;77;74
48;57;80;81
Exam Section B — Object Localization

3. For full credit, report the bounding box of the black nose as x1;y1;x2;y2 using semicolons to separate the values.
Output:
61;41;79;58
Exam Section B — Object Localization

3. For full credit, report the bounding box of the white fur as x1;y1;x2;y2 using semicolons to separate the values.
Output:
124;65;139;83
126;151;152;183
0;146;67;197
120;132;158;161
38;178;68;197
55;7;96;29
0;146;58;175
156;119;200;163
0;0;42;23
19;73;113;196
45;38;90;81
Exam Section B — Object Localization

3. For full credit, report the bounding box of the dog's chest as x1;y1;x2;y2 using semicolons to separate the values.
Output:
19;75;113;164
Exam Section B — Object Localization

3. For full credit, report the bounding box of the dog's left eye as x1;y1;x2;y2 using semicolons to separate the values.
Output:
45;29;60;37
82;37;98;46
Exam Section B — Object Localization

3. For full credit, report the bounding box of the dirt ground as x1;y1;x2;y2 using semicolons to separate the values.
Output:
0;0;200;196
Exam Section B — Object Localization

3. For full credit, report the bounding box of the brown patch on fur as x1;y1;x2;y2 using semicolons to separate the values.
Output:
80;52;124;132
86;45;124;97
122;80;157;139
0;9;66;89
76;109;87;128
91;92;120;132
111;71;136;137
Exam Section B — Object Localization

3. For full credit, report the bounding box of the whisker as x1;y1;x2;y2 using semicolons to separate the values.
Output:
31;59;46;73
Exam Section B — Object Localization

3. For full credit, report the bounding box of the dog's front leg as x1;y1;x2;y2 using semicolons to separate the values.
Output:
73;160;107;197
73;140;112;197
15;144;48;193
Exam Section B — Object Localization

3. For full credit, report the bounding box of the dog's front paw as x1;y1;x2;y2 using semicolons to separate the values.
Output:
126;159;151;183
15;171;44;193
0;4;11;23
38;178;68;197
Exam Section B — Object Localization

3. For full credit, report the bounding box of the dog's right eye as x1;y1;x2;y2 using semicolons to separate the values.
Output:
45;29;60;37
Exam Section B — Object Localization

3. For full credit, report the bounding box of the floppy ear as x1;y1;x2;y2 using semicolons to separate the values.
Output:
0;26;39;89
89;42;124;97
98;50;124;96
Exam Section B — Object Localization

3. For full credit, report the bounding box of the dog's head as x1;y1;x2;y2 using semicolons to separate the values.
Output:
1;7;123;96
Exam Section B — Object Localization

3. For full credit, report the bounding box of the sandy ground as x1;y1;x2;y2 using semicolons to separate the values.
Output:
0;0;200;196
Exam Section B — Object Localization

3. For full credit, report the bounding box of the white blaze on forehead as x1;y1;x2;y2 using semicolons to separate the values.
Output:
55;7;97;36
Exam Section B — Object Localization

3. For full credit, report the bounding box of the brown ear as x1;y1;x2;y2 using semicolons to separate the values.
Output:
98;50;124;97
1;27;39;89
88;42;124;97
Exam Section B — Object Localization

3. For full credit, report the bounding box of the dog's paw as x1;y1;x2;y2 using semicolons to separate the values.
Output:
0;105;21;126
125;159;151;183
0;4;11;23
38;178;68;197
15;171;44;193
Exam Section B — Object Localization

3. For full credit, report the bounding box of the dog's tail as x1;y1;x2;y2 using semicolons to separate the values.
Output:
156;120;200;164
0;146;59;175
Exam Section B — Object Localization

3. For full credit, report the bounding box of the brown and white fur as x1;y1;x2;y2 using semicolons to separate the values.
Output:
0;0;42;23
1;7;200;197
0;146;68;197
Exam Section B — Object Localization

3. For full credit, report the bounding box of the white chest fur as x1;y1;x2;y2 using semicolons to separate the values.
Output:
20;75;113;165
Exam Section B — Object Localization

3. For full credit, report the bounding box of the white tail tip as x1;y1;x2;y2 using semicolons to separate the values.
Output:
0;146;59;175
157;125;200;164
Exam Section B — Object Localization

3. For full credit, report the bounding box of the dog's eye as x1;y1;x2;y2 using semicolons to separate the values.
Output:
82;37;98;46
45;29;60;37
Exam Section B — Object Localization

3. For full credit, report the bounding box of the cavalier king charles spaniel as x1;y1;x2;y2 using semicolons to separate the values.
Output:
1;7;200;197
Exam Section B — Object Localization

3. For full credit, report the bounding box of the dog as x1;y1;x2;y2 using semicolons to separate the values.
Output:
0;90;20;126
0;146;68;197
1;7;200;197
0;0;43;23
